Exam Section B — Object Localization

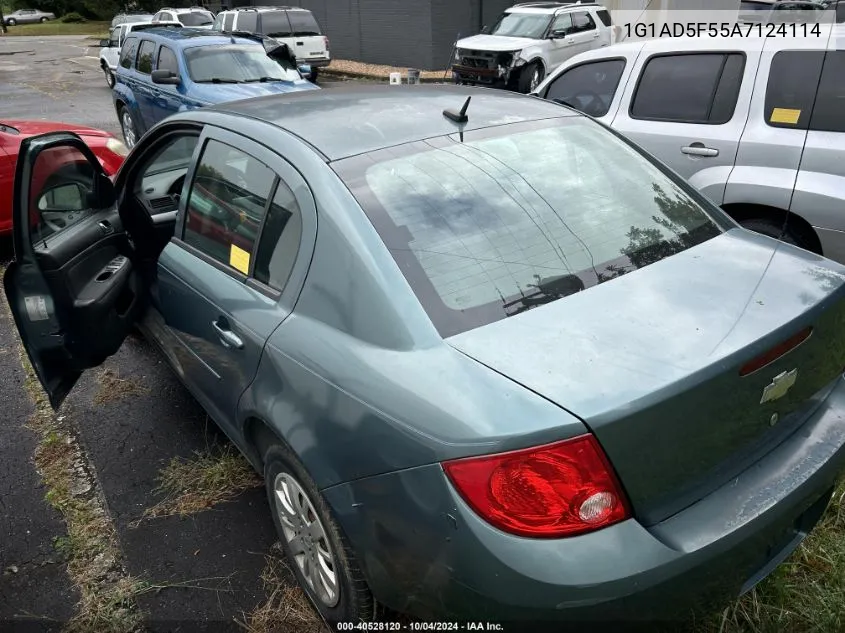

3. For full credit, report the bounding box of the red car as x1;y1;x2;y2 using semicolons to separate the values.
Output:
0;120;128;236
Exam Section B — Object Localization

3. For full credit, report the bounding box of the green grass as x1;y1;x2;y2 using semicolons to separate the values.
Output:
2;20;109;38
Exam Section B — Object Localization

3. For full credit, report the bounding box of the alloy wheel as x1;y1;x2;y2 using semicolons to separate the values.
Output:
273;472;340;608
121;110;136;148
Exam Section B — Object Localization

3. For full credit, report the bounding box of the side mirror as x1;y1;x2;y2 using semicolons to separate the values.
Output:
480;25;490;34
298;63;312;77
151;69;180;85
550;29;567;39
99;39;111;47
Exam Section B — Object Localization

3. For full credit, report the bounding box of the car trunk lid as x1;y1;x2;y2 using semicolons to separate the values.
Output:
448;230;845;524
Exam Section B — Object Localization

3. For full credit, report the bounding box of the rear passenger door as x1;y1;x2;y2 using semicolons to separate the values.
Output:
724;34;830;215
612;49;756;204
133;39;158;132
790;41;845;260
155;128;315;437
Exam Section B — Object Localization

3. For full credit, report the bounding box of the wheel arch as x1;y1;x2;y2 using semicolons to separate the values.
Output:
721;202;823;255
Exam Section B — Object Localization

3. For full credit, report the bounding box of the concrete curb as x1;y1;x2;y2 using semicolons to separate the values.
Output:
319;68;451;84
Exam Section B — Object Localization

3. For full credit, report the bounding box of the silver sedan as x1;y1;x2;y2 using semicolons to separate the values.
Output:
4;8;56;25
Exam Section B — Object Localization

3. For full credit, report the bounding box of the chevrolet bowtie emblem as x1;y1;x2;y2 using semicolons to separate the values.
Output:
760;369;798;404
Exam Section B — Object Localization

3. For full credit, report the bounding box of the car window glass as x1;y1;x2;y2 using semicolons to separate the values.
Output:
135;135;201;213
765;50;825;130
837;2;845;23
572;11;596;32
287;10;321;36
335;118;724;337
185;45;300;82
545;59;626;117
551;13;573;34
596;9;613;26
631;53;743;123
157;46;178;75
109;27;121;47
238;12;257;32
809;50;845;133
120;37;139;69
260;11;292;37
29;147;96;245
709;54;745;123
137;40;155;75
212;13;224;29
184;140;275;272
490;12;551;38
178;11;213;26
223;13;235;31
253;180;303;290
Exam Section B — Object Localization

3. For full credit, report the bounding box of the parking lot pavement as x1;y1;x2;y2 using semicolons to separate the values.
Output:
0;35;376;141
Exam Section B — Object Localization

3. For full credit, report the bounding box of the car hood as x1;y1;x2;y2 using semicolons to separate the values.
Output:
191;79;319;103
2;120;113;139
455;34;538;52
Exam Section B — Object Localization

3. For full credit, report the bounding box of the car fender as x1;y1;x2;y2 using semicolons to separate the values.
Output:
516;45;547;72
724;164;798;215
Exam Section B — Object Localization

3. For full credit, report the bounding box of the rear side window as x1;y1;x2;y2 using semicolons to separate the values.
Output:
183;140;275;273
571;11;596;32
631;53;745;124
596;9;612;26
253;180;303;291
764;50;825;129
136;40;155;75
837;1;845;23
238;12;257;32
287;10;321;36
809;50;845;133
260;11;292;37
119;37;139;69
109;26;120;47
545;59;626;117
223;13;235;31
334;118;725;337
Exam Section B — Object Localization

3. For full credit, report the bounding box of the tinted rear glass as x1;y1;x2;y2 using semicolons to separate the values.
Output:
178;11;213;26
596;9;613;25
260;12;292;37
810;50;845;133
765;50;825;129
334;118;725;337
287;11;321;35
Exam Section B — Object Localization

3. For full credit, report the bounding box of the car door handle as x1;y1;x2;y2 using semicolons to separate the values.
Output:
681;143;719;157
212;319;244;349
155;97;167;107
591;33;599;38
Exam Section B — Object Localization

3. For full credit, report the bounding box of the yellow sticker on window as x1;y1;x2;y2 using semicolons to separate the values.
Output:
770;108;801;125
229;244;250;274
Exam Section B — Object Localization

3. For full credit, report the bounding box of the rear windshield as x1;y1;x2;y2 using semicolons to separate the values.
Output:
334;118;726;337
178;11;214;26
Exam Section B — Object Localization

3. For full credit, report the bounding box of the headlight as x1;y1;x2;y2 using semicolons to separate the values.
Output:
510;51;527;67
106;137;129;157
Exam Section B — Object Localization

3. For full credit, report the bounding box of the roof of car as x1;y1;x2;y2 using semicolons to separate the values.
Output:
506;1;604;13
222;6;312;12
129;27;262;48
210;84;579;161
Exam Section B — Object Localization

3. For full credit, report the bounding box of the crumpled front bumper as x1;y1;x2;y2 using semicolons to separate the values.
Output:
451;62;521;87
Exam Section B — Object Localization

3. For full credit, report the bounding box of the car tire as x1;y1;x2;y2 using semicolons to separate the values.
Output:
264;443;376;626
518;61;544;94
739;218;805;248
7;18;15;26
309;68;319;83
40;17;48;22
103;66;115;88
119;106;138;149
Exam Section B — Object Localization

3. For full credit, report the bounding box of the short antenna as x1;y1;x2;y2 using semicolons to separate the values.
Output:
443;96;471;124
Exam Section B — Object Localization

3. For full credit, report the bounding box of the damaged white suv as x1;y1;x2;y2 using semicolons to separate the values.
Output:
452;1;614;93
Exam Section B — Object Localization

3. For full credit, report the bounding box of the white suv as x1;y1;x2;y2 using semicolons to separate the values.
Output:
151;7;215;29
452;1;614;93
98;20;181;88
211;7;330;81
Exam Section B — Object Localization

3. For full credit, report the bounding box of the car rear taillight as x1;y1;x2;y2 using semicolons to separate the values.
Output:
739;327;813;377
324;36;330;52
443;434;630;538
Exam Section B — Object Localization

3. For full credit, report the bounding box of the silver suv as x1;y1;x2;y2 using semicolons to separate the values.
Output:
534;18;845;261
452;1;614;93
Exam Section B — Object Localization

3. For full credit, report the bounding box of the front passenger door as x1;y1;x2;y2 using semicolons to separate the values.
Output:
3;133;143;409
153;129;314;437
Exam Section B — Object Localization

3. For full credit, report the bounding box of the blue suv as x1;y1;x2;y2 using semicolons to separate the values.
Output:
112;27;319;148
